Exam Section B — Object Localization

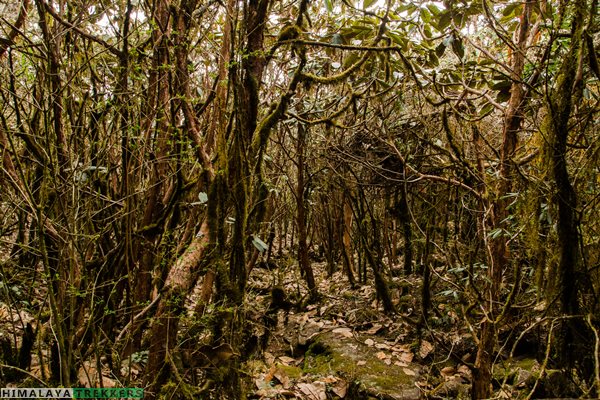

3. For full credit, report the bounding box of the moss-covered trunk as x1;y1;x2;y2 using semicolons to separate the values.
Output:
542;0;589;372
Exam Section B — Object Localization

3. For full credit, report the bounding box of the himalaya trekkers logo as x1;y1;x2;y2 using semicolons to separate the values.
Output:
0;387;143;399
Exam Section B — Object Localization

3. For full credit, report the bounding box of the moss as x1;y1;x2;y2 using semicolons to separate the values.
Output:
493;365;518;385
342;292;358;300
303;334;415;392
303;351;337;375
275;363;303;379
493;357;539;385
512;357;537;370
369;362;414;388
159;379;198;399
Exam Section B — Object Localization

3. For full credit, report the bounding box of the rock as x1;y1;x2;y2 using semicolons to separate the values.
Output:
304;331;421;399
515;367;533;388
432;376;470;398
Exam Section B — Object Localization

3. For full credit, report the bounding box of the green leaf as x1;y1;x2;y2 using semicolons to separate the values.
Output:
451;35;464;59
435;42;446;57
423;24;433;39
343;53;360;69
252;235;269;252
376;78;391;89
479;103;494;116
502;3;522;17
420;7;432;23
397;3;417;14
198;192;208;204
436;11;452;31
324;0;333;13
386;31;408;50
488;228;504;239
452;11;465;27
427;50;439;67
426;4;441;15
464;3;483;17
363;0;376;9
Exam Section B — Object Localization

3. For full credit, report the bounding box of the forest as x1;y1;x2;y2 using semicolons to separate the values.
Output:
0;0;599;398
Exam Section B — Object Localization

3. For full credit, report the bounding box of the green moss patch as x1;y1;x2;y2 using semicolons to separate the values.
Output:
303;332;420;399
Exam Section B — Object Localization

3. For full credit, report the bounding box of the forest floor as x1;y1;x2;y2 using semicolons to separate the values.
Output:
244;260;475;400
0;252;565;399
239;256;575;400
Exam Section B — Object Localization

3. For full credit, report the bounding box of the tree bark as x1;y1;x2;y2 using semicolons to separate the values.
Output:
472;2;533;398
342;196;357;286
296;117;318;301
144;222;211;398
543;0;587;369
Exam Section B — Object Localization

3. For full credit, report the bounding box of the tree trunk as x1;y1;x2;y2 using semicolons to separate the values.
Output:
342;196;357;286
543;0;588;370
144;222;211;398
296;118;318;301
472;2;533;397
396;187;412;275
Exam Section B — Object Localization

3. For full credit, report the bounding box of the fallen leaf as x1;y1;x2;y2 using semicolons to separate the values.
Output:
255;377;270;390
263;364;277;383
440;366;456;378
364;338;375;346
278;389;297;396
458;365;471;376
332;327;353;339
357;360;367;366
297;382;326;400
366;323;383;334
394;361;408;367
392;344;411;352
264;352;275;365
384;358;392;365
278;356;295;365
375;343;390;350
307;319;323;329
395;351;414;363
255;385;292;398
321;376;338;383
274;369;291;389
375;351;388;360
332;380;348;398
419;340;434;359
403;368;417;376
